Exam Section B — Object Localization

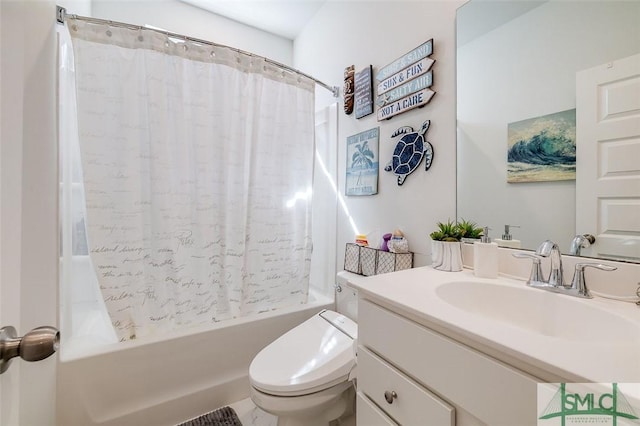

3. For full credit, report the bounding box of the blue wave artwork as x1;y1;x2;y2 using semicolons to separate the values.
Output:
507;109;576;183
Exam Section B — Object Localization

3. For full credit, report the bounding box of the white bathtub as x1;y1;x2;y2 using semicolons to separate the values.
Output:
57;290;333;426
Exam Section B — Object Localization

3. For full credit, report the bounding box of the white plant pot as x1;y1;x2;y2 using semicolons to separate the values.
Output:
431;240;463;272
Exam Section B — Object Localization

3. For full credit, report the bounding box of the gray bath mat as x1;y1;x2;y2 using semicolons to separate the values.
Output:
177;406;243;426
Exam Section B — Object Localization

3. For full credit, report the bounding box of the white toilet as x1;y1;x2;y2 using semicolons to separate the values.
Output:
249;272;359;426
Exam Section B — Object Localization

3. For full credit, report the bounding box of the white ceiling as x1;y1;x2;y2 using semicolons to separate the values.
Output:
179;0;326;40
456;0;546;47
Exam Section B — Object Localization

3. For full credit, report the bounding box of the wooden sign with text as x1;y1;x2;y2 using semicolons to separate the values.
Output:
355;65;374;119
376;39;435;120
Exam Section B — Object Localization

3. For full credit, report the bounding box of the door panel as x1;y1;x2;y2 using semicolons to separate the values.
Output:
1;1;59;425
576;53;640;261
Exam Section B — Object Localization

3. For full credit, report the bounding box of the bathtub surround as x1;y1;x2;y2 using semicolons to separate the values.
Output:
56;12;339;423
64;19;316;341
57;293;332;426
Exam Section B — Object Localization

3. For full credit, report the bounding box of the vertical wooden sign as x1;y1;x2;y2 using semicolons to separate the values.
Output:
344;65;355;115
354;65;374;119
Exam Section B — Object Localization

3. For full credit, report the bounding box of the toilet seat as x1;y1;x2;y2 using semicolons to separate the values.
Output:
249;310;357;397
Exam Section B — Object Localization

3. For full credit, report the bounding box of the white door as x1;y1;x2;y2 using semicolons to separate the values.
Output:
1;1;59;425
576;53;640;262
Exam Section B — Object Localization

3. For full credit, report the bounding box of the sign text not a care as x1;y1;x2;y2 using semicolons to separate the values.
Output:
377;89;435;120
376;39;435;121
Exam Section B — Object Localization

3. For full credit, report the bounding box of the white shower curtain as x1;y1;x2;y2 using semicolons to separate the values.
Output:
64;20;315;341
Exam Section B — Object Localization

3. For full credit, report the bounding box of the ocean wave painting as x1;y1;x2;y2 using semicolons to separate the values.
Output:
507;109;576;183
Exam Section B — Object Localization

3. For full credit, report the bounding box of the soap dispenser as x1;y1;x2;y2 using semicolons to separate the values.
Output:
494;225;521;248
474;227;498;278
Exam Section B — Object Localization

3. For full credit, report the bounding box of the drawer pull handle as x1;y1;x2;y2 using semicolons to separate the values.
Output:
384;390;397;404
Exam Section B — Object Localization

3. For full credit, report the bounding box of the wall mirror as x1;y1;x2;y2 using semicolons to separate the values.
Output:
456;0;640;263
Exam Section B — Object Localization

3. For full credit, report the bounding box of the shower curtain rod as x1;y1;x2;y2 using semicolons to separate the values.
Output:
56;6;340;98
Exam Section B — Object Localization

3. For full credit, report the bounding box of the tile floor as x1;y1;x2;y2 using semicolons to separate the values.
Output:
228;397;356;426
229;398;277;426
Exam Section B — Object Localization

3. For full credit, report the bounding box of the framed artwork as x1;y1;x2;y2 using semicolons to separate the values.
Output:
507;109;576;183
346;127;379;196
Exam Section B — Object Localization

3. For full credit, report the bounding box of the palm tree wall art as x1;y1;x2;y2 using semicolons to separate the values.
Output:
346;127;379;196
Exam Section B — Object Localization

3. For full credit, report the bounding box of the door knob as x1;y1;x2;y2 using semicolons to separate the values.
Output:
0;325;59;374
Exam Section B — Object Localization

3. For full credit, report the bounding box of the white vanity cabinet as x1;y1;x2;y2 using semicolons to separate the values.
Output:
356;298;541;426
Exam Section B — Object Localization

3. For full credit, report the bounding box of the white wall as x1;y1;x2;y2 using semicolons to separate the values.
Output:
457;1;640;250
295;1;463;267
57;0;92;17
90;0;293;66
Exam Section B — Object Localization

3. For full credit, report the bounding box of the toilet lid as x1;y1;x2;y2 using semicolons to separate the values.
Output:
249;310;356;396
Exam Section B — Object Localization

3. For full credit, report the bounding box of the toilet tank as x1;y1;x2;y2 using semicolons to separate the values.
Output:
336;271;359;322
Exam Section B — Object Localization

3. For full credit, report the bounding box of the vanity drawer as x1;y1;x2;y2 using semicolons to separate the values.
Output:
356;391;398;426
359;298;539;425
358;346;454;426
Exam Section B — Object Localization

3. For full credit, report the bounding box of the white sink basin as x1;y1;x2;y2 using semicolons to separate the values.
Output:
435;280;640;342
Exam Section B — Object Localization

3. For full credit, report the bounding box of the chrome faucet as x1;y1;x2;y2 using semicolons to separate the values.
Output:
513;239;617;299
570;263;617;298
535;240;564;287
569;234;595;256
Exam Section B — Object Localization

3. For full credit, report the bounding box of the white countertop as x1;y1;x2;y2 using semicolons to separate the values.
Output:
347;266;640;384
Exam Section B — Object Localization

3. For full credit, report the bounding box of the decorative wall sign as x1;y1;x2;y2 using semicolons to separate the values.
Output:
346;127;379;195
377;70;433;107
376;39;435;121
507;109;576;183
354;65;374;119
377;89;435;121
377;58;434;96
384;120;433;185
344;65;355;115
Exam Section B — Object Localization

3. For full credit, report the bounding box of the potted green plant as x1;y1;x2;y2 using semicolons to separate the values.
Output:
457;218;484;243
429;220;464;271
